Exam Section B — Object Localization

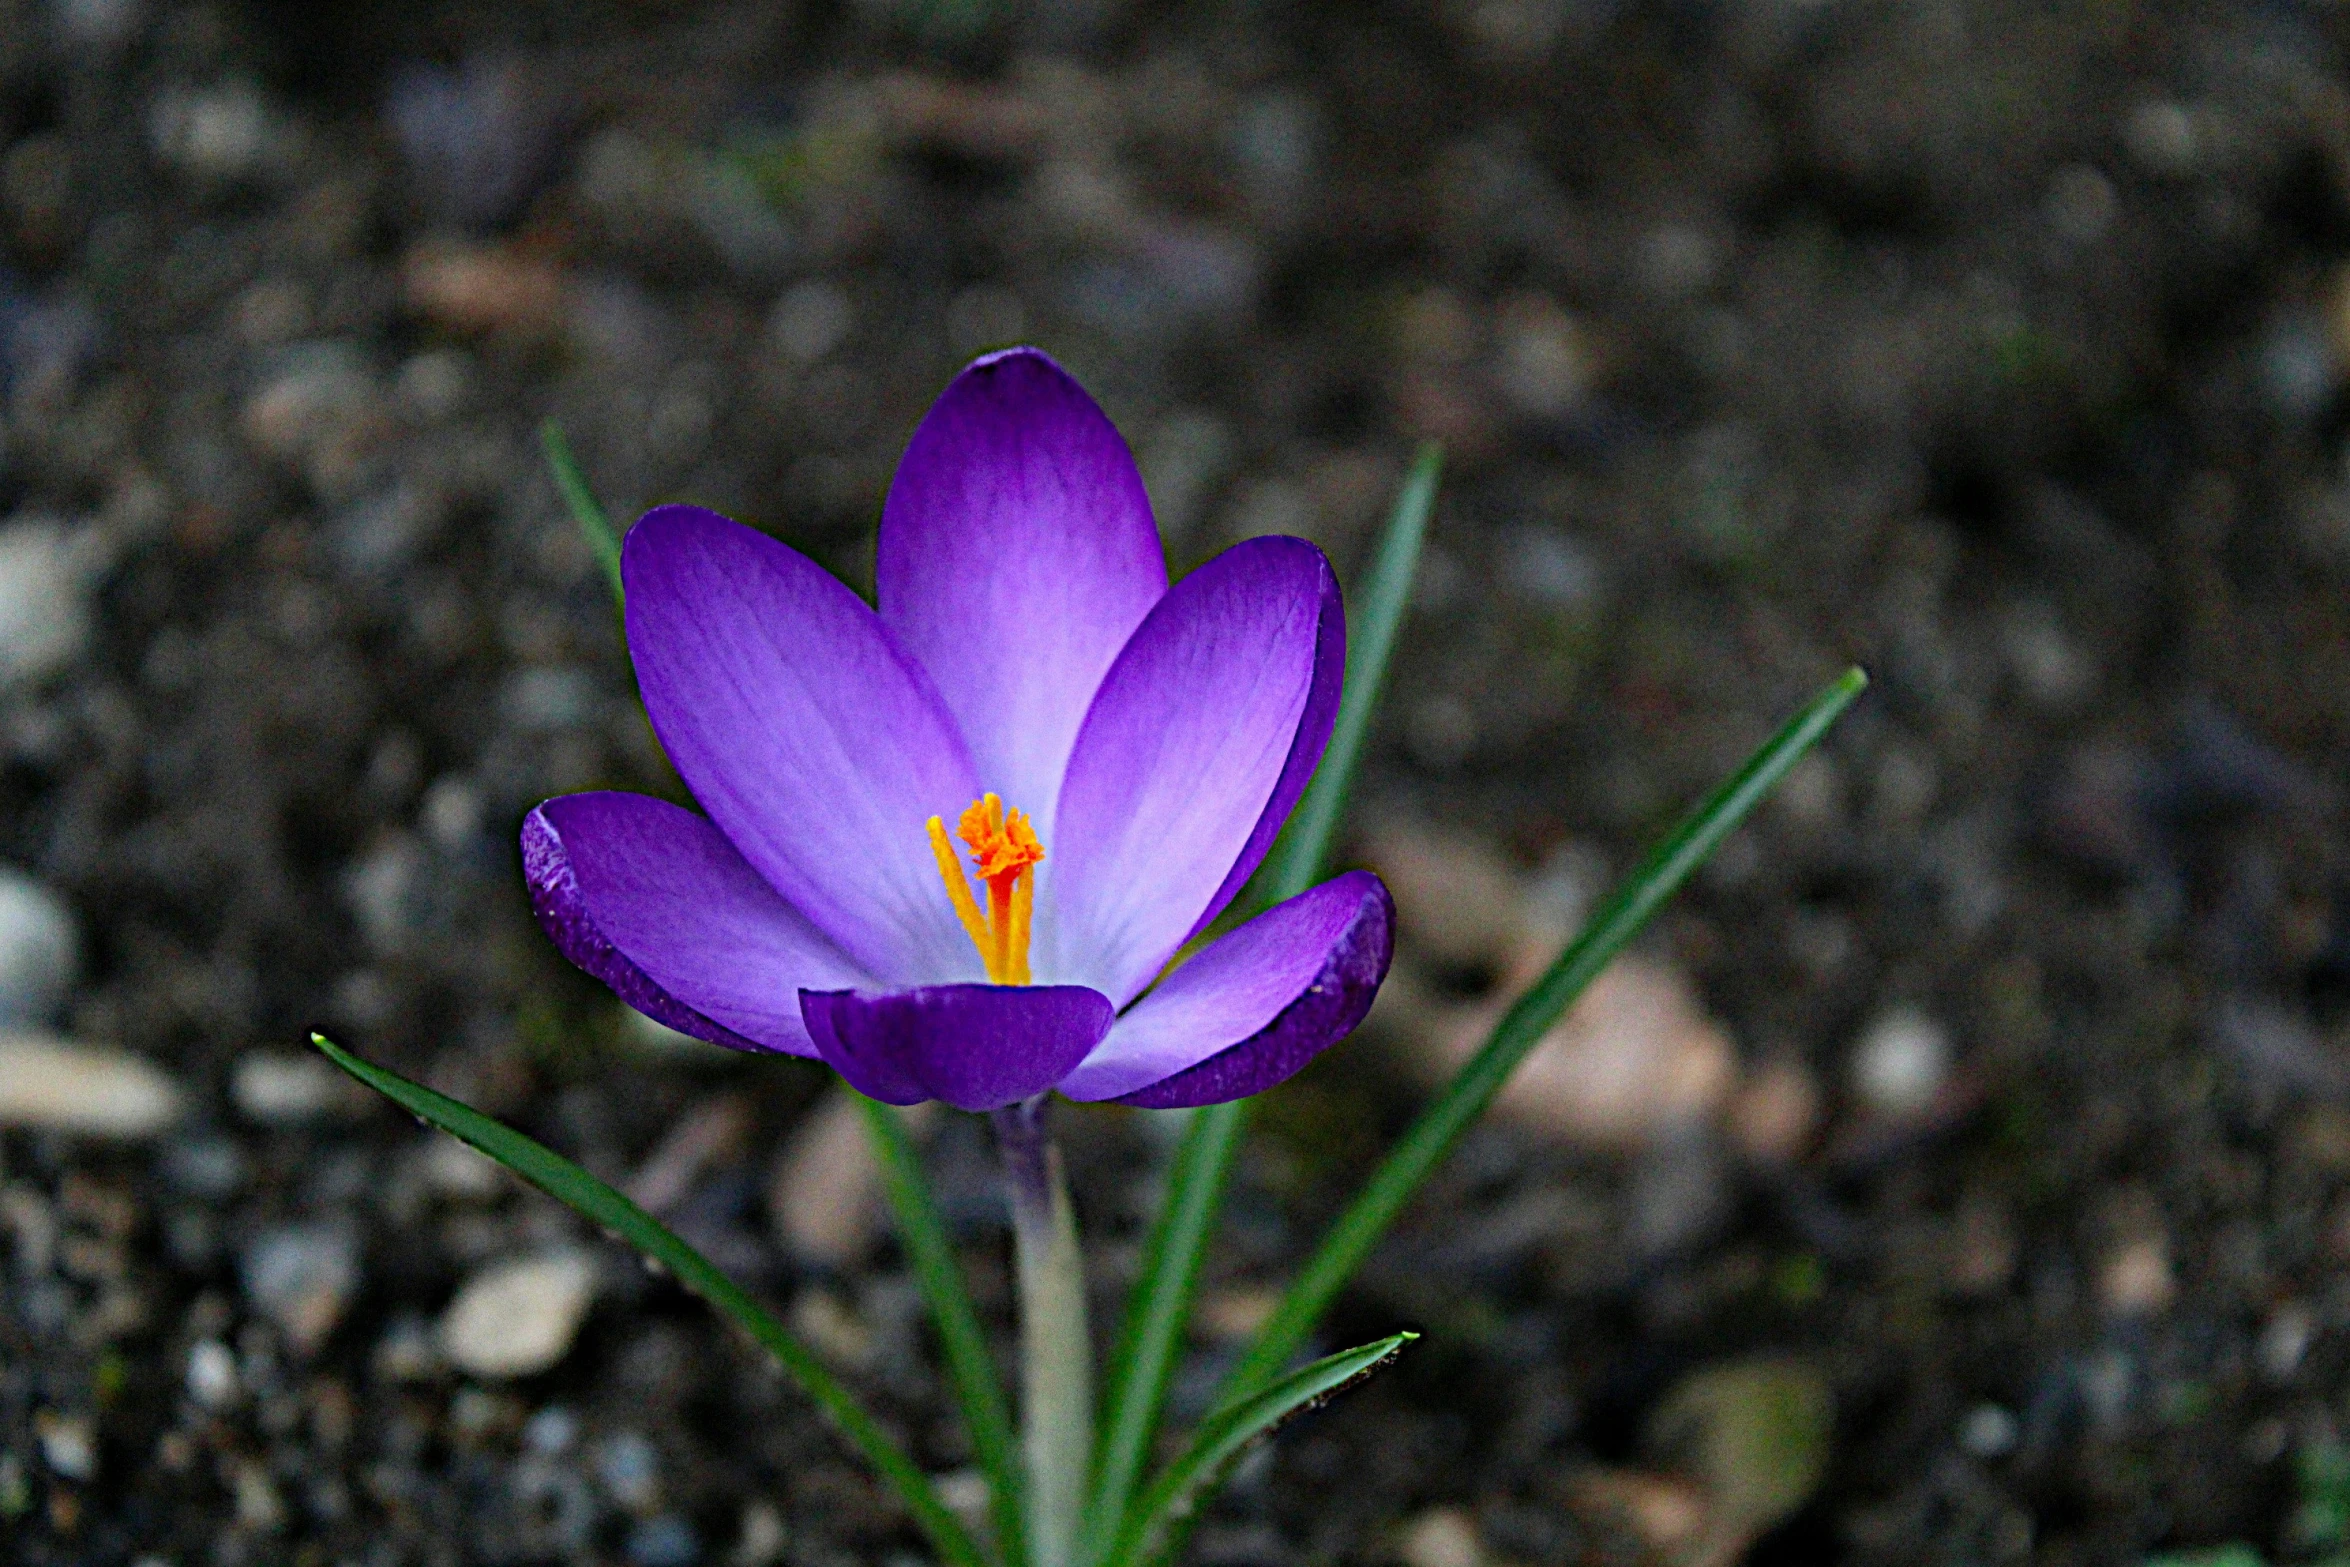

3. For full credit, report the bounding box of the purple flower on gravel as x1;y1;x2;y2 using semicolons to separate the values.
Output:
521;349;1393;1111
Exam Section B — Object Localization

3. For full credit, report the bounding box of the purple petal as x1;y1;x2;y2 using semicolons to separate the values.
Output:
1044;536;1340;1004
877;349;1168;842
523;794;874;1056
1057;871;1392;1106
799;984;1113;1110
625;505;985;983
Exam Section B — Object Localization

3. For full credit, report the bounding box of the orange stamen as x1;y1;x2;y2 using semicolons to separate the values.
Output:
928;793;1043;984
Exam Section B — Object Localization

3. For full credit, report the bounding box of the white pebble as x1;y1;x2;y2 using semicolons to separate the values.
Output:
230;1051;348;1125
1849;1006;1950;1119
0;519;97;690
0;1031;183;1137
1958;1403;2018;1458
241;1221;360;1354
439;1249;598;1378
186;1338;239;1408
34;1410;95;1481
0;868;79;1026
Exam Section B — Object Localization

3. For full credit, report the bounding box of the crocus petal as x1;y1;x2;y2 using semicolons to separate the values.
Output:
523;794;874;1056
799;984;1113;1111
1057;871;1393;1106
877;349;1168;841
624;505;985;982
1044;536;1341;1004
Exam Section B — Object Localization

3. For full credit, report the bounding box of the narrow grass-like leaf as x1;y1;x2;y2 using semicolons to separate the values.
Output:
1260;441;1440;899
1207;668;1868;1414
859;1094;1028;1567
1101;1334;1414;1567
313;1034;995;1567
1083;447;1441;1564
542;418;625;609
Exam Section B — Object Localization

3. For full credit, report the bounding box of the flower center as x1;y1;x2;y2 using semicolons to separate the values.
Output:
927;793;1043;985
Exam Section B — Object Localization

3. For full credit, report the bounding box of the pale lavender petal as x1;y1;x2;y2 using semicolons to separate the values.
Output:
799;984;1113;1110
625;505;984;983
1043;536;1339;1004
877;349;1167;842
1057;871;1392;1105
523;794;873;1056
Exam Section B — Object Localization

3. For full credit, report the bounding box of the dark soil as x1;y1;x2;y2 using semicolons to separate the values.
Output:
6;1;2350;1563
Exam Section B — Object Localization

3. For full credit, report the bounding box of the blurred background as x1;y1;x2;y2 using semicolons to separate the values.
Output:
2;0;2348;1562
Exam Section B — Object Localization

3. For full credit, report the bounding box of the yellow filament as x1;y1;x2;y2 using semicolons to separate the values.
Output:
928;794;1043;985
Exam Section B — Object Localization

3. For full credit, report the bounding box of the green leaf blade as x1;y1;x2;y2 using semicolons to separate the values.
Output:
312;1034;994;1567
859;1095;1028;1567
1084;448;1440;1563
541;418;626;610
1209;667;1868;1413
1102;1334;1415;1567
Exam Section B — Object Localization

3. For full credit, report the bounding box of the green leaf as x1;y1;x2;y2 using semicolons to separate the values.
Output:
541;418;625;610
312;1034;995;1567
1083;447;1440;1564
1208;667;1868;1414
858;1095;1028;1567
1101;1334;1414;1567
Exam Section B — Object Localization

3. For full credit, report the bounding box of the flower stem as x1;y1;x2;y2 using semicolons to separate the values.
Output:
991;1098;1094;1567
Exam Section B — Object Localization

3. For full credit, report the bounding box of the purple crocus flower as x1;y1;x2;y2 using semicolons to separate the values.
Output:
521;349;1394;1111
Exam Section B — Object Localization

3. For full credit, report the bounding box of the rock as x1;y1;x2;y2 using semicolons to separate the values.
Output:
1436;957;1738;1153
1848;1006;1950;1120
0;1032;183;1137
0;868;78;1025
627;1516;701;1567
384;58;557;230
0;518;99;689
1647;1357;1832;1567
733;1501;788;1566
626;1094;752;1217
402;243;569;339
1728;1057;1821;1164
34;1409;95;1481
439;1248;598;1378
596;1429;661;1511
2097;1233;2174;1317
1397;1508;1484;1567
769;1088;894;1269
767;280;854;364
240;1220;360;1354
1367;822;1534;972
241;343;386;497
148;81;285;183
230;1051;356;1125
186;1338;239;1409
1957;1403;2018;1459
1564;1470;1709;1559
2260;1301;2314;1382
1494;292;1595;420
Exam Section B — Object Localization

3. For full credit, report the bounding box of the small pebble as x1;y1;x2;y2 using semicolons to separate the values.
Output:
240;1221;360;1354
1848;1006;1950;1120
1466;957;1738;1152
34;1410;95;1482
629;1514;700;1567
734;1500;788;1566
1958;1403;2018;1459
0;869;78;1026
439;1248;597;1378
186;1339;238;1409
0;520;96;690
1728;1057;1822;1164
0;1032;184;1137
230;1051;350;1125
1398;1508;1484;1567
597;1430;661;1511
1368;821;1532;971
769;1088;890;1269
2097;1233;2174;1317
2260;1301;2314;1382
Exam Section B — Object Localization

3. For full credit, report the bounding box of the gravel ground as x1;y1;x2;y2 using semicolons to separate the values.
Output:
6;1;2350;1563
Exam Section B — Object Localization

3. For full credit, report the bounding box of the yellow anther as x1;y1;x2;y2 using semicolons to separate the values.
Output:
928;794;1043;985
